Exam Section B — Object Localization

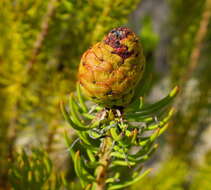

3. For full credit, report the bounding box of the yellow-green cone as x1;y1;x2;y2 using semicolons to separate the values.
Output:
78;27;145;107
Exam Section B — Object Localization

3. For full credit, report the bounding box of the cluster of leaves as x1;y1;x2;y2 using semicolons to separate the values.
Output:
9;149;82;190
9;149;52;190
60;59;178;189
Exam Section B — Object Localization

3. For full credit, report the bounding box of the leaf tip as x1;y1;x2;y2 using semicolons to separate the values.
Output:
170;86;180;97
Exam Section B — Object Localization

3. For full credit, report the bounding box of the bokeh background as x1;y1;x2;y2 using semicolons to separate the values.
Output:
0;0;210;189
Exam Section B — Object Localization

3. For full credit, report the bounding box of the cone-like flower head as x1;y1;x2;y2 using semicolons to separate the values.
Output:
78;27;145;107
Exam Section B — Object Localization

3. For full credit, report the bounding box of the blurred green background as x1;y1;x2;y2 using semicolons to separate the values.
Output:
0;0;210;189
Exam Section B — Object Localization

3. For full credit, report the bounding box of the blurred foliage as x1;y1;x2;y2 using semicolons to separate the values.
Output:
130;151;211;190
168;0;206;84
190;151;211;190
130;159;188;190
167;0;211;159
0;0;210;189
140;16;159;54
9;149;82;190
9;149;53;190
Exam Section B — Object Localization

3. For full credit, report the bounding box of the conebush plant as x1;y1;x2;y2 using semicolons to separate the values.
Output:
61;27;179;190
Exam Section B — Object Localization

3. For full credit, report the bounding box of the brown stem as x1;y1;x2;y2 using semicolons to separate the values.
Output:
175;0;211;107
182;0;211;83
46;122;58;153
27;0;59;71
95;136;113;190
170;0;211;157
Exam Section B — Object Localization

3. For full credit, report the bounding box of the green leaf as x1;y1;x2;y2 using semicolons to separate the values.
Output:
110;160;136;167
108;169;152;190
69;93;87;127
74;151;95;187
60;101;98;131
126;115;154;122
77;83;88;113
78;131;100;149
126;86;179;117
86;149;96;163
110;126;123;141
145;108;175;131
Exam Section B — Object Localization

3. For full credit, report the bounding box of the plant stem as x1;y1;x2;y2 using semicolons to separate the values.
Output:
27;0;59;70
95;136;113;190
182;0;211;83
